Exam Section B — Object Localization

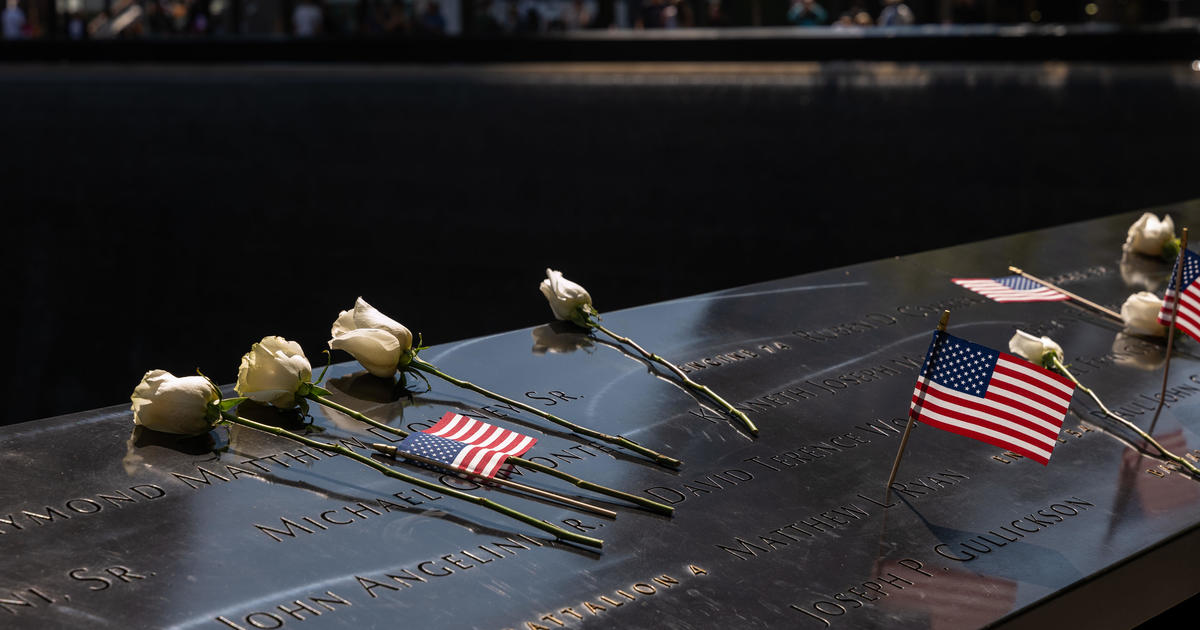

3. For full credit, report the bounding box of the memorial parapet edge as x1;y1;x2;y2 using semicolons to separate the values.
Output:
3;203;1199;629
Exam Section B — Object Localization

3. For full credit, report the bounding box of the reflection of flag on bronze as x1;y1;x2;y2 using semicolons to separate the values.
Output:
1157;248;1200;342
1120;429;1199;513
873;560;1018;630
399;412;537;478
911;332;1075;465
951;275;1068;302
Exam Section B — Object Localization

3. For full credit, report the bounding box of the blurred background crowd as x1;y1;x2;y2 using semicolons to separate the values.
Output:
2;0;1199;40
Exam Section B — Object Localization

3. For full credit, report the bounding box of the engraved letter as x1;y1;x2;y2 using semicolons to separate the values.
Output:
934;544;975;562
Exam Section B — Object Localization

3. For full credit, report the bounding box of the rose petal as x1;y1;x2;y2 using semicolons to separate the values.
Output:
131;370;216;435
331;328;403;377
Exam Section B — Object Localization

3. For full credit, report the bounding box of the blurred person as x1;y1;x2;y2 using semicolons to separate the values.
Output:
516;4;540;33
562;0;592;29
471;0;503;34
877;0;912;25
188;0;213;34
66;10;87;38
2;0;25;39
664;0;692;27
704;0;728;26
660;0;677;27
292;0;324;35
144;0;174;34
417;1;446;34
787;0;826;26
381;1;410;35
638;0;664;28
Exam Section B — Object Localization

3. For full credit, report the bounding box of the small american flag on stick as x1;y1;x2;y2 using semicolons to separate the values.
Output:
951;275;1068;303
395;412;537;478
911;332;1075;465
1157;248;1200;343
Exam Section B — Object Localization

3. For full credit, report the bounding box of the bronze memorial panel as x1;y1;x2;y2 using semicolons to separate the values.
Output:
2;204;1199;628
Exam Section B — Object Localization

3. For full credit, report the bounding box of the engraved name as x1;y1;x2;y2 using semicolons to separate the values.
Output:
790;558;935;627
1079;379;1200;420
1;565;154;616
678;341;790;374
687;354;923;423
253;489;442;542
716;471;968;560
508;565;708;630
215;591;352;629
933;497;1094;562
0;484;166;536
354;534;548;600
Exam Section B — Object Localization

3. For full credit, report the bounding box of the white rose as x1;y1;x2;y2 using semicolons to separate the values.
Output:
235;336;313;408
1120;292;1167;337
328;297;413;377
130;369;219;435
1123;212;1176;257
1008;330;1064;367
539;268;593;326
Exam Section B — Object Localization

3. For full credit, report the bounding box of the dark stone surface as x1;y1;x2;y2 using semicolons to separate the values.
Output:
1;205;1198;628
6;62;1200;427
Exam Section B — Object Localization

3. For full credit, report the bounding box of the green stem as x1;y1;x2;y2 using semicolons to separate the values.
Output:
306;392;674;515
1051;358;1200;478
408;357;682;469
220;411;603;548
589;321;759;436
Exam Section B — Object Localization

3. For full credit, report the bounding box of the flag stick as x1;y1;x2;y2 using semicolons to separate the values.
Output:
1150;227;1189;433
885;310;951;500
1007;266;1122;322
370;443;618;518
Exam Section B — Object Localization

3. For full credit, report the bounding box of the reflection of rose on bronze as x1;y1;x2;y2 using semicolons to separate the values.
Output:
327;372;412;404
531;322;595;355
235;399;320;433
1120;250;1169;293
1111;332;1166;371
124;425;220;475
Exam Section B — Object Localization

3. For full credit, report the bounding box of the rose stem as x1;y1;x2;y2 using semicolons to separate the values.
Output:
406;357;682;469
220;410;603;548
305;392;675;516
1050;358;1200;478
587;321;758;436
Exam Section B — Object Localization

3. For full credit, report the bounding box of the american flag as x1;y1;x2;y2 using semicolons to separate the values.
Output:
951;275;1068;302
1156;248;1200;342
396;412;537;478
910;332;1075;465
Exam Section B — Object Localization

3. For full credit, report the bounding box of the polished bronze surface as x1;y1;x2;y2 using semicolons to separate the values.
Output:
3;203;1199;628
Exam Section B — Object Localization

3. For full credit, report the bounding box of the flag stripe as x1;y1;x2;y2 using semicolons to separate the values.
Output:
913;405;1054;463
995;356;1075;392
951;277;1069;303
1159;288;1200;338
985;387;1068;429
987;372;1071;416
917;377;1063;435
1156;249;1200;342
910;392;1058;449
396;412;540;478
914;379;1062;440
